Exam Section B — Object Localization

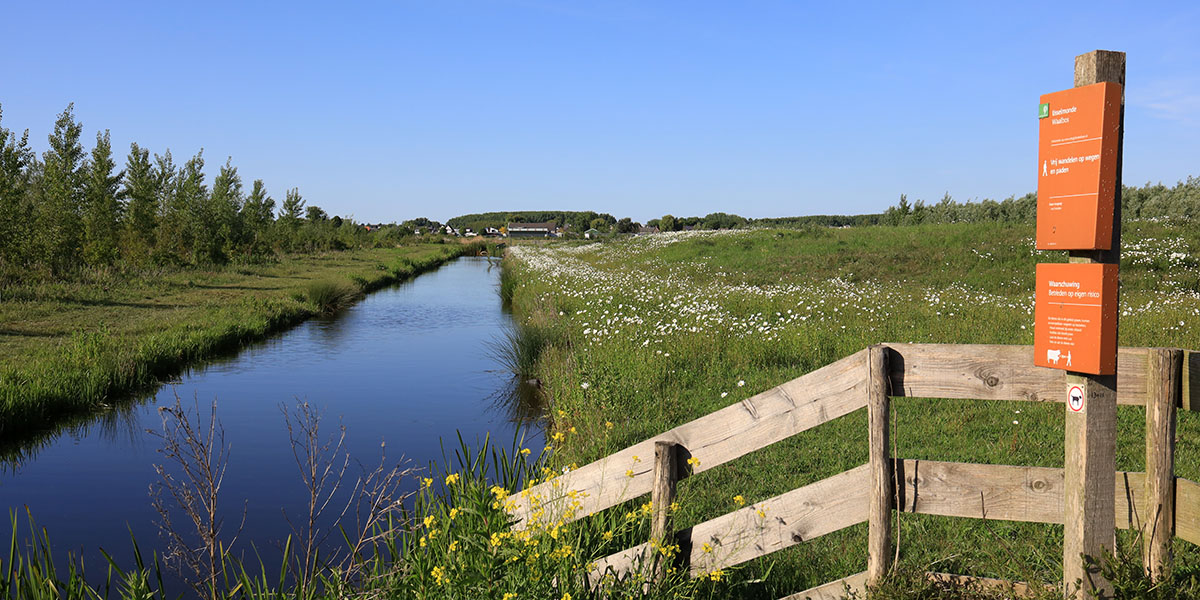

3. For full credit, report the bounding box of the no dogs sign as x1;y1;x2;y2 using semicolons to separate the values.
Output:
1068;385;1085;412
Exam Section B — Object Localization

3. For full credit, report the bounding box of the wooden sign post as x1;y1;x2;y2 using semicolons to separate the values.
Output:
1035;50;1125;600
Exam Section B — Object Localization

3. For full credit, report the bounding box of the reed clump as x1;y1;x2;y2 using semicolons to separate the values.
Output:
304;279;361;315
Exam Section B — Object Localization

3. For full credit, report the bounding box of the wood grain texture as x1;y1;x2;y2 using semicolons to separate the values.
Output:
589;465;871;584
650;441;678;583
1184;350;1200;412
895;459;1147;531
885;344;1151;405
508;349;869;527
1063;371;1117;599
1176;478;1200;546
777;571;867;600
1145;349;1181;579
867;345;892;586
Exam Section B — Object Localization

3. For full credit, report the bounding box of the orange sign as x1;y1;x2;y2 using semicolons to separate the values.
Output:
1036;82;1122;250
1034;263;1118;375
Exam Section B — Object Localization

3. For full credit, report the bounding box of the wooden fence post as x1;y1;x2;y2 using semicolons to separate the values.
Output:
867;345;892;587
1145;348;1181;580
1063;48;1124;600
650;440;679;584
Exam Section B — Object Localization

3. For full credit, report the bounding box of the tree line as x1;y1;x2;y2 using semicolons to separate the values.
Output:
446;211;619;234
880;178;1200;226
0;104;399;276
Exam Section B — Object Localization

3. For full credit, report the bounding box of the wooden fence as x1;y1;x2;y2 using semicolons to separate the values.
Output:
504;344;1200;599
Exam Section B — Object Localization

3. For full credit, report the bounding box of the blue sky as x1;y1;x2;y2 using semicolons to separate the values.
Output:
2;1;1197;223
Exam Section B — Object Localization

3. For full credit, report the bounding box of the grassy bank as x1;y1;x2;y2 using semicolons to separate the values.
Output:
0;242;480;444
503;222;1200;597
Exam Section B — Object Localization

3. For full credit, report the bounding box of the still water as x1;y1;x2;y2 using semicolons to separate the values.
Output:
0;256;542;585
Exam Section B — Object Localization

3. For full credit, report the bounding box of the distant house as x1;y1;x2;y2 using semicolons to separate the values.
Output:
507;222;555;238
635;225;660;236
584;228;602;239
484;227;502;237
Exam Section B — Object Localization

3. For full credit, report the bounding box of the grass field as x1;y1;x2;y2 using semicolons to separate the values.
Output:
0;242;475;451
503;221;1200;598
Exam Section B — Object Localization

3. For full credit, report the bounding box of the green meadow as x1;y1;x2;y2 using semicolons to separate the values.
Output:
503;221;1200;598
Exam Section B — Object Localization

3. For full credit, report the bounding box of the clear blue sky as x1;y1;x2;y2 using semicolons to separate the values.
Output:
2;1;1197;224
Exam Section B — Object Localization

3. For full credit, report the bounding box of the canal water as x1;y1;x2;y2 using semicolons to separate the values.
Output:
0;256;543;587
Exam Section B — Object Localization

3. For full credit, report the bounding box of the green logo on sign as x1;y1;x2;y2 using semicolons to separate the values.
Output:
1039;103;1050;119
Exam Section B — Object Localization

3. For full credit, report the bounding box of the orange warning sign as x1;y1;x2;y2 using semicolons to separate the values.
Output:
1036;82;1122;250
1034;263;1118;375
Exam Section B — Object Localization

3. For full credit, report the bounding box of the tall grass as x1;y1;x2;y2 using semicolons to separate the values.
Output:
304;279;361;315
487;323;560;382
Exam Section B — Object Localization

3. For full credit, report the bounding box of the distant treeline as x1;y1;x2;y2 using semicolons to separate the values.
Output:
446;211;618;233
0;104;411;276
880;177;1200;225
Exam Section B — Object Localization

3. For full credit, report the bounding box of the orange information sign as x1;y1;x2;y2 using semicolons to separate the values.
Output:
1034;263;1118;375
1036;82;1122;250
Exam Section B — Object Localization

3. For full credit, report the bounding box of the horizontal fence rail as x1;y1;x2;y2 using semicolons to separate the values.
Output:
889;344;1161;406
588;465;870;583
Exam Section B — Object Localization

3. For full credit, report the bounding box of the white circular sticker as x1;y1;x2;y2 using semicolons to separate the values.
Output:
1068;385;1085;412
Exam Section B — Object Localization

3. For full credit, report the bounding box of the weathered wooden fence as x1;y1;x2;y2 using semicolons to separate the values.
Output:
504;344;1200;599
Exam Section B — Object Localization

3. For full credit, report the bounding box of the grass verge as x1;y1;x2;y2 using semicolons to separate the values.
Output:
0;242;479;444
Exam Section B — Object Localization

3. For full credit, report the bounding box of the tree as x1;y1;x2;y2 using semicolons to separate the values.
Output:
0;104;34;267
240;179;274;253
82;130;124;266
278;188;305;248
36;104;87;273
123;142;158;255
152;150;182;259
304;205;327;223
616;217;636;233
589;217;608;231
207;158;244;261
659;214;677;232
172;150;207;262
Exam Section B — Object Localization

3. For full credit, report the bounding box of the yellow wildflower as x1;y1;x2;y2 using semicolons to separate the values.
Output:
423;515;437;528
687;456;700;467
449;507;461;520
562;594;572;600
733;495;745;507
520;447;531;455
502;594;517;600
605;421;614;430
702;542;713;553
421;477;433;488
670;501;681;513
448;540;459;552
444;473;460;486
708;569;725;582
419;536;427;547
431;565;447;585
551;431;565;443
626;469;635;478
602;530;614;541
568;426;577;434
